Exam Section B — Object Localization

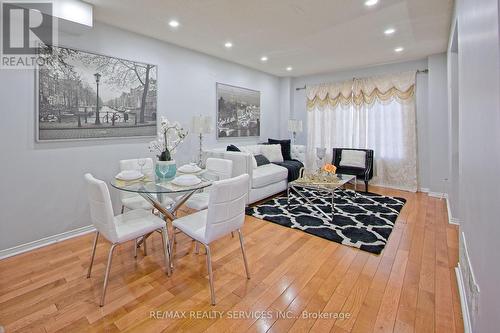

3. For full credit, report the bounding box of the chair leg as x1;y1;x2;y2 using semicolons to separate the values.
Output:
100;243;117;307
231;231;234;238
365;181;369;193
237;229;250;279
134;238;138;258
121;205;125;214
204;244;216;305
87;231;99;278
195;242;200;254
160;227;172;276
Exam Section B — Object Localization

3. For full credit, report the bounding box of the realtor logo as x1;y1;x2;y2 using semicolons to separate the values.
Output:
1;1;56;68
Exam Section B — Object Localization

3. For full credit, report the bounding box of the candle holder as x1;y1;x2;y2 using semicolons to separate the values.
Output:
316;147;326;167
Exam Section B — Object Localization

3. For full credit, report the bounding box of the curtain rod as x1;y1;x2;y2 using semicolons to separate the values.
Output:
294;68;429;91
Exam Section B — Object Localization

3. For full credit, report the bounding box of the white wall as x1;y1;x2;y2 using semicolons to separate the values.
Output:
427;54;450;195
0;22;282;251
447;17;460;221
279;77;293;139
288;57;450;193
454;0;500;331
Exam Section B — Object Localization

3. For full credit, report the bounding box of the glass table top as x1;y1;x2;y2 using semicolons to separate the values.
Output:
110;171;214;194
289;173;356;191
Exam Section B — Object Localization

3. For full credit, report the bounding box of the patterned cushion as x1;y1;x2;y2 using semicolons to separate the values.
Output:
254;154;270;166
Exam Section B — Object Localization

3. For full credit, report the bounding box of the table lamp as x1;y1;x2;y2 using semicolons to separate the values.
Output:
192;115;212;166
288;119;303;144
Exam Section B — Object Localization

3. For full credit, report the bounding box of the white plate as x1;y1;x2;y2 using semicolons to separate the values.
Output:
115;170;144;181
171;174;201;186
178;163;202;174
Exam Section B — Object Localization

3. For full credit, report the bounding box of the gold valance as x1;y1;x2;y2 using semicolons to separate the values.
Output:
306;71;416;110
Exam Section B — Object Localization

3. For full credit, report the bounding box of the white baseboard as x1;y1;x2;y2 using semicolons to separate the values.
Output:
428;191;448;199
0;225;96;260
418;187;430;193
455;264;472;333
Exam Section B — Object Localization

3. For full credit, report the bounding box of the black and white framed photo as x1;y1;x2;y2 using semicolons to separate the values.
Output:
36;45;157;141
216;83;260;139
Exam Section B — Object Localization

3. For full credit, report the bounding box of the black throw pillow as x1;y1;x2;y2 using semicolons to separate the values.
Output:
226;144;241;152
268;139;292;160
254;154;270;166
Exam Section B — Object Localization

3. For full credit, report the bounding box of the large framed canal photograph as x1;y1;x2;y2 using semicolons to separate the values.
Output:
36;45;157;141
216;83;260;139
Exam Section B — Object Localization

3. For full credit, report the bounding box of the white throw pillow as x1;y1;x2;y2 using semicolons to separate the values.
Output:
339;150;366;168
244;145;262;155
261;144;284;163
240;147;258;169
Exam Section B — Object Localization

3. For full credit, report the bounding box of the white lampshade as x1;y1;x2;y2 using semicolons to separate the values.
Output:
288;119;303;133
192;115;212;134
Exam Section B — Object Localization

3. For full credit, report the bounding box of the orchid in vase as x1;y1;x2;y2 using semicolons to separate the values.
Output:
149;117;188;180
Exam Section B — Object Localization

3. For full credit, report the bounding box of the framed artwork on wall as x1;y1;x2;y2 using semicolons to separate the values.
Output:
36;45;157;141
216;83;260;139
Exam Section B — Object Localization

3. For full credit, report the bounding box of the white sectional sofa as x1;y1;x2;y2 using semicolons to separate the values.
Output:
205;144;306;204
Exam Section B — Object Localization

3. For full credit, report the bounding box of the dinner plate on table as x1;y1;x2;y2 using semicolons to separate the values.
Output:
115;170;144;181
171;174;201;186
178;163;202;174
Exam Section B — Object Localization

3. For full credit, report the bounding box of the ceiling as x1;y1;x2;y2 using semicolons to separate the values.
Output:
85;0;453;77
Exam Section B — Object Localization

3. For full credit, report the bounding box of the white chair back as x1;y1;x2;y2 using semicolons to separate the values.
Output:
204;174;249;243
84;173;118;243
205;158;233;180
119;158;154;200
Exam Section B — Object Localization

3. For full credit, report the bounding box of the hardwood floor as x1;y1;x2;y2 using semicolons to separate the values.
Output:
0;187;463;332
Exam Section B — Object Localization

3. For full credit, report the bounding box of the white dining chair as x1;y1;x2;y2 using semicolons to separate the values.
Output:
181;158;234;253
172;174;250;305
184;158;233;211
119;158;174;212
84;173;171;307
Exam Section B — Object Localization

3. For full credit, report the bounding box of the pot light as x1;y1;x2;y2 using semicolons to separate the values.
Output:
394;47;404;52
384;28;396;35
364;0;378;7
286;66;293;71
168;20;179;28
260;56;268;62
224;42;233;48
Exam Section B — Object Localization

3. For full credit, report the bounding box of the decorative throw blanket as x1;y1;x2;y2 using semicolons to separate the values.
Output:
273;159;304;182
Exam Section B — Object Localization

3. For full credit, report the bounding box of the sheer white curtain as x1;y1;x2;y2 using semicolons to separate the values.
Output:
306;71;418;191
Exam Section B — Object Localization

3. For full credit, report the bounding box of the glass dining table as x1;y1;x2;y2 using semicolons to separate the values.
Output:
110;170;215;268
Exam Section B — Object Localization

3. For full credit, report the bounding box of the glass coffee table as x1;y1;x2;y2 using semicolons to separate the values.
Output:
287;173;357;219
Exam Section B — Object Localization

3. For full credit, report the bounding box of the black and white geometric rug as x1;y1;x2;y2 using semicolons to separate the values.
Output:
245;188;406;255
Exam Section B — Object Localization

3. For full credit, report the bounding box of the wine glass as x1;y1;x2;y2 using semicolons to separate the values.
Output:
316;147;326;168
137;159;146;174
158;164;169;181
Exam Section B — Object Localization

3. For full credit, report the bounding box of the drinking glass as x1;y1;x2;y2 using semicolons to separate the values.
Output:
137;159;146;173
316;147;326;166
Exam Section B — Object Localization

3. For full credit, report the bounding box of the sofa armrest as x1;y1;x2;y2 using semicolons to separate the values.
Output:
291;144;306;162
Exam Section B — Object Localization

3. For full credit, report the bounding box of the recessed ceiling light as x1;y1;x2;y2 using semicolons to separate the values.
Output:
260;56;268;62
224;42;233;48
384;28;396;35
286;66;293;71
364;0;378;7
168;20;179;28
394;47;404;52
